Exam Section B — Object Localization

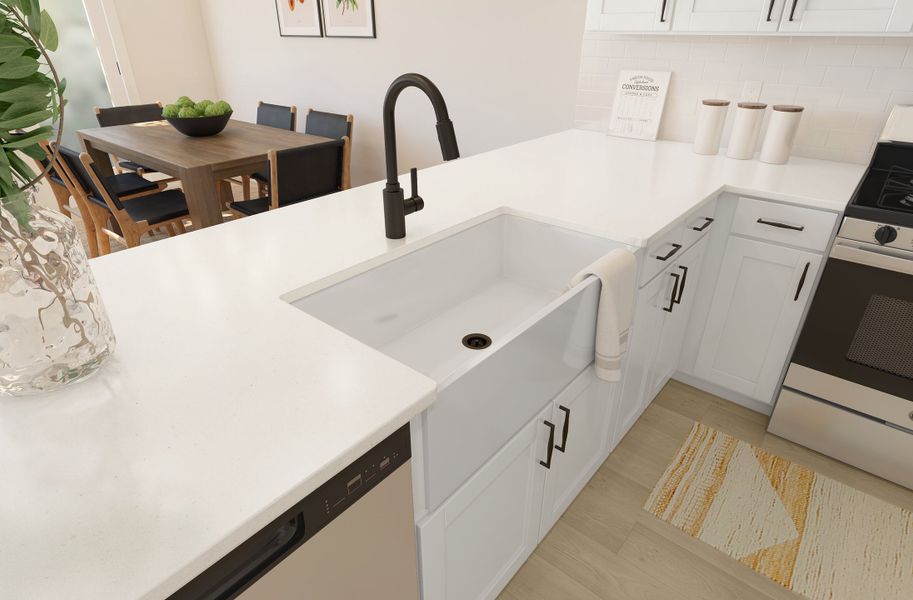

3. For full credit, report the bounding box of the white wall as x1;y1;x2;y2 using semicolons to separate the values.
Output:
105;0;218;104
576;34;913;164
198;0;588;185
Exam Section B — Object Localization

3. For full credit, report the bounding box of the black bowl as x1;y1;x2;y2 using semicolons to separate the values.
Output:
165;111;232;137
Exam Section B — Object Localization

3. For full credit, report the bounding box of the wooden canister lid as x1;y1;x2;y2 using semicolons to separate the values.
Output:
773;104;804;112
702;99;730;107
737;102;767;109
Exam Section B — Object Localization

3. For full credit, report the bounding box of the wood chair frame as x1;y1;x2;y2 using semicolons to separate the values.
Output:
234;101;299;202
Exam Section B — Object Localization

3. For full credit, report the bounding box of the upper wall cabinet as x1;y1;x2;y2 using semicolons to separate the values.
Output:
586;0;674;32
587;0;913;33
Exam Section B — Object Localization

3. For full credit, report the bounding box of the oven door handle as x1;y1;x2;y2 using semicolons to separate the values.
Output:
831;242;913;276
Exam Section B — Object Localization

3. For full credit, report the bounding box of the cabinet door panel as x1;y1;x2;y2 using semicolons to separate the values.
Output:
673;0;784;31
587;0;674;31
417;405;551;600
694;236;821;404
539;369;617;539
779;0;899;32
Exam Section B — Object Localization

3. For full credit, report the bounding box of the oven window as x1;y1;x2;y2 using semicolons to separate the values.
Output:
847;295;913;380
792;258;913;401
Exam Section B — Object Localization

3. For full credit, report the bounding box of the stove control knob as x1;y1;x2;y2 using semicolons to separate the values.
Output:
874;225;897;245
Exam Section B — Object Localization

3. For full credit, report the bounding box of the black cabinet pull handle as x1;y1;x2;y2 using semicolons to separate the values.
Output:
656;243;683;262
789;0;799;21
540;420;556;469
555;406;570;453
675;265;689;304
663;272;681;313
766;0;776;21
757;218;805;231
794;262;810;301
693;217;714;232
659;0;668;22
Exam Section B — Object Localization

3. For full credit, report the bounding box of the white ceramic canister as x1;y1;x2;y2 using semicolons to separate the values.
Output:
726;102;767;160
693;99;730;155
760;105;804;164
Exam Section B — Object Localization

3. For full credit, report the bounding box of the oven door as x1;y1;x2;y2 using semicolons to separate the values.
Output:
787;238;913;428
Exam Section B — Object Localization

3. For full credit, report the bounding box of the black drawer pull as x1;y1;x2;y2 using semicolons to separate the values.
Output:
675;265;689;304
555;406;570;453
540;420;556;469
663;272;681;313
656;243;683;262
757;218;805;232
794;262;810;301
789;0;798;21
766;0;776;21
692;217;714;232
659;0;668;22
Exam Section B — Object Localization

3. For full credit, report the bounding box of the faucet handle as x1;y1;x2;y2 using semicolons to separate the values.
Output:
410;167;419;199
404;167;424;215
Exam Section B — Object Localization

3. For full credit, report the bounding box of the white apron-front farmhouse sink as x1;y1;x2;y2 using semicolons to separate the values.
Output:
290;213;626;510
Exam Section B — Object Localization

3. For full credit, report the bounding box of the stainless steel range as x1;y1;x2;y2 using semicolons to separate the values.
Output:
769;137;913;490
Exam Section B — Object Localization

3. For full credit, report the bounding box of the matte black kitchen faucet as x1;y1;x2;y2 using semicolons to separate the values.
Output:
382;73;460;239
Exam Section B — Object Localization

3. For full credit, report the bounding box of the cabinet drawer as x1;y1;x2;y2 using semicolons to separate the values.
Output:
640;223;686;287
681;198;719;250
731;197;837;252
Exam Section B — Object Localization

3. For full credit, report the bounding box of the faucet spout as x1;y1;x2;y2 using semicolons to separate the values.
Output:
382;73;459;239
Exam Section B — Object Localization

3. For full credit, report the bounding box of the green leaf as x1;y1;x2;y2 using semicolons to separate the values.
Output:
0;82;49;102
0;33;30;61
0;188;33;232
0;143;12;186
17;141;43;160
0;55;39;79
38;10;56;51
1;124;51;147
7;145;36;184
57;76;65;94
0;107;49;129
1;98;45;119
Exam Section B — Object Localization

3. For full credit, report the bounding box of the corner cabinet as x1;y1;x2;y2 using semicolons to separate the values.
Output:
417;368;619;600
588;0;913;33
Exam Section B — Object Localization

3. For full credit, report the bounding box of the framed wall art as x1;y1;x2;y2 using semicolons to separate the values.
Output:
321;0;376;38
276;0;324;37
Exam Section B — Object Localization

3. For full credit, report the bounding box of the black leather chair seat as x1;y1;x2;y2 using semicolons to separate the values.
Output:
122;189;189;225
119;159;159;174
104;172;159;197
228;196;271;216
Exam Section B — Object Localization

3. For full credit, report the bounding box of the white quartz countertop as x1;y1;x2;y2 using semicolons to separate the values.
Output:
0;130;865;599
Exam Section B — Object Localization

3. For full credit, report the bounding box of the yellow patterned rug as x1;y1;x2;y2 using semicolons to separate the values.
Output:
645;423;913;600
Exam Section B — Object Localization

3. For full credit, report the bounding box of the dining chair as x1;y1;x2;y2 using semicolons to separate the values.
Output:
305;109;354;190
94;102;177;183
229;139;347;218
56;148;190;254
47;142;166;258
33;145;73;217
234;101;298;201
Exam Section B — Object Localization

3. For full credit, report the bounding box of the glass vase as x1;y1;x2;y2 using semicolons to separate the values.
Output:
0;190;116;396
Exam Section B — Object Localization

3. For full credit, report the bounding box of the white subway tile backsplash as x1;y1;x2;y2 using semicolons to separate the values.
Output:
852;45;908;68
576;34;913;165
822;66;873;89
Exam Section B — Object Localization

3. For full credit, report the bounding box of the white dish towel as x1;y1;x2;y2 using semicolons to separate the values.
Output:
568;248;637;382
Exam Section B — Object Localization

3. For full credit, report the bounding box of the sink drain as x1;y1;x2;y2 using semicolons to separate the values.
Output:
462;333;492;350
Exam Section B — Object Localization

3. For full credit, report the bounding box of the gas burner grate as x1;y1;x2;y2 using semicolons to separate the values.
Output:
877;166;913;213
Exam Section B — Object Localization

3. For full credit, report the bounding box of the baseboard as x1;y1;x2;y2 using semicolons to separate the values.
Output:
672;372;774;417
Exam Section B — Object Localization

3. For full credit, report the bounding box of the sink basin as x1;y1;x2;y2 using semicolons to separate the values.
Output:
290;213;627;509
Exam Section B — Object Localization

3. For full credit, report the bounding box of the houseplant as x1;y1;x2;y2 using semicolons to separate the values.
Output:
0;0;116;396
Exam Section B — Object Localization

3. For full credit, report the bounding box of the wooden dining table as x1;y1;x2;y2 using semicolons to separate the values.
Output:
78;120;332;228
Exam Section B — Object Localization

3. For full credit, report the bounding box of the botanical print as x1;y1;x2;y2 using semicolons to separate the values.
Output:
322;0;375;37
275;0;322;37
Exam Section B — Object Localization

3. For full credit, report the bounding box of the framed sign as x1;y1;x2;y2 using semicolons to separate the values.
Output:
321;0;376;38
275;0;323;37
608;70;671;141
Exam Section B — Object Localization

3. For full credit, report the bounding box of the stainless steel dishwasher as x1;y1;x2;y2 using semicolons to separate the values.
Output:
170;425;419;600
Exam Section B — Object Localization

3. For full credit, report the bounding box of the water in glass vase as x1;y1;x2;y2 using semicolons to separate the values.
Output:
0;191;116;395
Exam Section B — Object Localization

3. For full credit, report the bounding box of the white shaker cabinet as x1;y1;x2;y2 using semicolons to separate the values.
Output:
778;0;913;33
417;404;552;600
673;0;785;32
693;236;821;405
586;0;675;32
538;369;617;538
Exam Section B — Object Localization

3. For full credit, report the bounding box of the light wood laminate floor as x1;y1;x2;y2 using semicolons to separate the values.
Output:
498;379;913;600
